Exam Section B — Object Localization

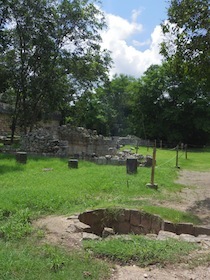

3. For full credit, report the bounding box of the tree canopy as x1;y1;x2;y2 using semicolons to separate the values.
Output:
0;0;111;139
161;0;210;90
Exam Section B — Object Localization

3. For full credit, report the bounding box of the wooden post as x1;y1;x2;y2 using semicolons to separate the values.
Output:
146;140;158;190
151;140;156;185
147;140;149;151
176;145;179;168
185;144;188;159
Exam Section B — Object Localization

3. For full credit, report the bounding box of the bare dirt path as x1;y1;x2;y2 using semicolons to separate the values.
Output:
33;170;210;280
158;170;210;225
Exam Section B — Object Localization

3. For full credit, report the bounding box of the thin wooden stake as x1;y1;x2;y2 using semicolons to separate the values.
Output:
176;145;179;168
185;144;188;159
151;140;156;185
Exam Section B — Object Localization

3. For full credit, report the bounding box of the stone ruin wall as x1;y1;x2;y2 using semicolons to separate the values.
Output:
21;125;117;158
0;102;13;136
0;114;11;136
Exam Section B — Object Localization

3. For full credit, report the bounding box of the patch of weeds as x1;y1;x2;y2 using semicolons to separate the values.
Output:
0;209;12;221
42;245;66;273
102;207;124;225
83;235;198;267
0;208;33;240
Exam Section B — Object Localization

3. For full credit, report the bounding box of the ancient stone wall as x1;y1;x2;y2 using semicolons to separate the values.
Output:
21;125;116;158
0;114;11;136
78;208;210;237
0;102;12;136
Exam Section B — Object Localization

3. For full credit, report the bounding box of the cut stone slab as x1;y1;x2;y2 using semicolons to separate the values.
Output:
74;222;92;233
157;230;180;241
102;227;115;238
82;232;102;241
179;234;198;243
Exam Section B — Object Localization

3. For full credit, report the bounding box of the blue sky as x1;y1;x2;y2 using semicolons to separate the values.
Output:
98;0;169;77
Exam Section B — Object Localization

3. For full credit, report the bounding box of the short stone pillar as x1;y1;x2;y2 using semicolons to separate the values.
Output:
16;152;27;164
126;158;138;174
68;159;78;169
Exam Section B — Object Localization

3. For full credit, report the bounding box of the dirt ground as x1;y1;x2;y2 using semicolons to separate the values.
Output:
33;170;210;280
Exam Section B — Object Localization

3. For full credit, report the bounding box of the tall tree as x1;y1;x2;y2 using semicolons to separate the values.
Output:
0;0;111;140
161;0;210;90
133;63;210;145
68;74;138;136
159;0;210;145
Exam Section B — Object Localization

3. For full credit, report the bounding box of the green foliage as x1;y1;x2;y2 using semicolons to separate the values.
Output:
0;208;33;240
161;0;210;87
69;74;138;136
132;63;210;145
83;235;198;267
159;0;210;145
0;0;111;135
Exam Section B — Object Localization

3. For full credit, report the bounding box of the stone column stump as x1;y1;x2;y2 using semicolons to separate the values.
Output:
68;159;78;169
126;158;138;174
16;152;27;164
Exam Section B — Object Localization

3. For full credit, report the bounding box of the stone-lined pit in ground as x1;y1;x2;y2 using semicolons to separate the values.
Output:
78;208;210;237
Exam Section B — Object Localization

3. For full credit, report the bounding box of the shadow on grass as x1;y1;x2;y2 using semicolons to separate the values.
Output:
0;164;24;175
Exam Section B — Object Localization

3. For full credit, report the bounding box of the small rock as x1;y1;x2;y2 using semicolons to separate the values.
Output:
102;227;115;238
82;232;101;241
179;234;197;243
157;230;179;240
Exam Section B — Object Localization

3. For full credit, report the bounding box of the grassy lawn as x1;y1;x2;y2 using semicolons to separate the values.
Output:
0;147;210;279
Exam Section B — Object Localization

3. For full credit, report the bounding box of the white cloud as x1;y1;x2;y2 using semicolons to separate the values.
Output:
101;12;164;78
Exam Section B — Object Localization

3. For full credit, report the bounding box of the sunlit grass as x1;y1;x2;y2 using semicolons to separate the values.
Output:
0;147;209;278
83;235;198;267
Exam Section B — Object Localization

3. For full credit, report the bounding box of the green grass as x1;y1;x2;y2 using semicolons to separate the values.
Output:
0;239;110;280
83;235;198;267
0;147;209;278
142;205;200;224
0;154;180;217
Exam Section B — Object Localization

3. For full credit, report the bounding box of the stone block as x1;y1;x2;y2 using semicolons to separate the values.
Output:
16;152;27;164
179;234;197;243
97;157;107;165
130;210;141;226
91;224;104;236
82;232;102;241
118;209;131;222
151;215;163;234
176;223;194;235
78;209;105;227
162;221;176;233
194;226;210;237
102;227;115;238
141;212;152;232
157;230;179;240
118;159;126;166
126;158;138;174
110;158;119;165
113;222;130;234
70;222;91;232
130;225;144;234
68;159;78;168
